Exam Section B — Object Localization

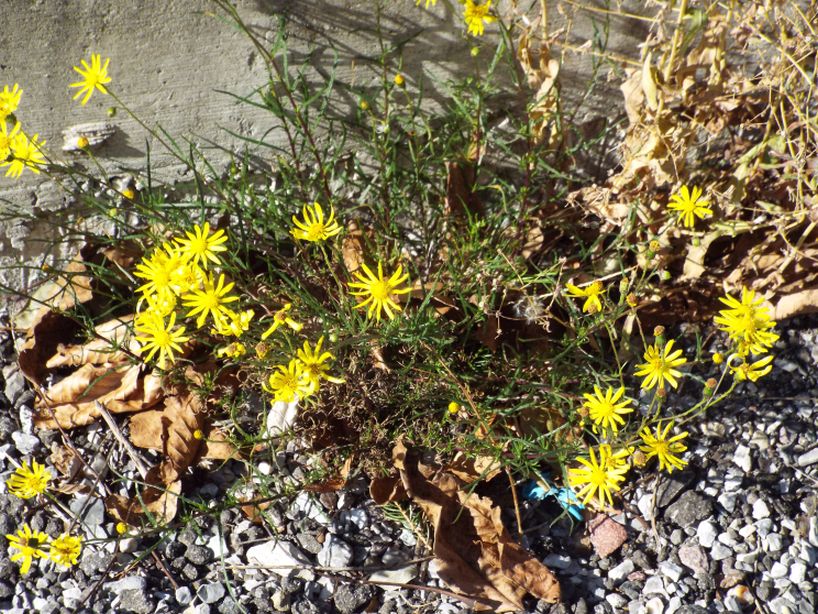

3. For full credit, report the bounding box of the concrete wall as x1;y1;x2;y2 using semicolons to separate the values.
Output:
0;0;653;292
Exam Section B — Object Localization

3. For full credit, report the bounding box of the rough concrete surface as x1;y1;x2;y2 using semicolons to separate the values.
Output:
0;0;654;293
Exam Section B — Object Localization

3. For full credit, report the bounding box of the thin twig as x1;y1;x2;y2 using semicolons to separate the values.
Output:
95;401;150;480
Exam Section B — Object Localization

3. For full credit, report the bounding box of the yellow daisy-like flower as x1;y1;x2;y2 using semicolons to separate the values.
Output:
261;303;303;339
634;339;687;390
134;311;190;368
667;185;712;229
69;54;112;106
6;524;50;574
565;280;605;314
714;287;779;356
730;354;774;382
264;360;313;403
0;84;22;120
348;261;411;321
134;243;192;299
0;120;22;162
567;445;629;507
216;341;247;360
5;460;51;499
175;222;229;270
182;273;239;329
464;0;496;37
211;308;255;338
49;533;82;568
639;421;689;473
290;202;342;243
583;386;634;435
296;336;346;394
5;131;46;178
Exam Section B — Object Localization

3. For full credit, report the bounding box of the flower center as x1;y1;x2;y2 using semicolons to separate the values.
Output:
370;280;390;300
305;223;325;241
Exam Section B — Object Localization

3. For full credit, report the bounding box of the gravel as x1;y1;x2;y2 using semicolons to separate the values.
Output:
2;310;818;613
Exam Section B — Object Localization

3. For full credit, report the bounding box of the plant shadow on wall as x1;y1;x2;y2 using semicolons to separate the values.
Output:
0;0;816;611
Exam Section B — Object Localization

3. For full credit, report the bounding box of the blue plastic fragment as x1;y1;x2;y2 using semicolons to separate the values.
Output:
521;473;585;521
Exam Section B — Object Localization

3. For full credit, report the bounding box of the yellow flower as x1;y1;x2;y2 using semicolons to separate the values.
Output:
448;401;460;415
134;311;190;368
582;386;634;435
568;445;629;507
290;202;342;242
714;287;779;355
0;119;22;162
565;280;604;314
264;360;313;403
635;339;687;390
348;261;411;321
5;131;46;178
261;303;303;339
175;222;229;269
6;524;50;574
667;185;712;228
730;354;774;382
182;273;240;329
217;341;247;359
463;0;496;37
394;74;405;86
296;336;345;394
712;352;724;365
49;533;82;568
416;0;437;7
134;243;194;299
0;84;22;120
639;421;689;473
598;444;633;471
70;53;111;105
211;308;255;337
5;460;51;499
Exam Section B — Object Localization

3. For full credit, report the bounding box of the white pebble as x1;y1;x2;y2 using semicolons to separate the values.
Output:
697;520;718;548
659;560;684;583
752;499;771;520
769;562;788;578
733;445;752;472
608;559;635;582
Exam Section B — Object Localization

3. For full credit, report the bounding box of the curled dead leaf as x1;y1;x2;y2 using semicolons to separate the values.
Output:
375;440;560;610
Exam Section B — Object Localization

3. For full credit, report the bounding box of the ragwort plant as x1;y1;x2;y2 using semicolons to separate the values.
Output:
0;0;783;578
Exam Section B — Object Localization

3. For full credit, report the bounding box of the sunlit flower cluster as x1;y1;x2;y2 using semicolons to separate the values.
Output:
0;83;48;179
264;336;345;403
5;524;83;574
133;222;244;368
714;287;777;382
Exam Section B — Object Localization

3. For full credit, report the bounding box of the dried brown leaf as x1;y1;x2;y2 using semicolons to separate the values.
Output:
46;316;135;368
378;441;560;610
774;289;818;320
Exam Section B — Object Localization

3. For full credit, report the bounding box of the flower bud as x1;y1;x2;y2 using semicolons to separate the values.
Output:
394;74;405;86
626;293;638;308
448;402;460;415
712;352;724;365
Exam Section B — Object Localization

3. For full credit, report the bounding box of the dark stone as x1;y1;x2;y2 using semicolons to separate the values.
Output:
185;544;213;566
333;584;374;614
181;563;199;581
665;491;714;528
656;471;695;508
0;581;13;599
296;532;324;555
630;549;653;570
164;541;186;559
618;581;641;600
